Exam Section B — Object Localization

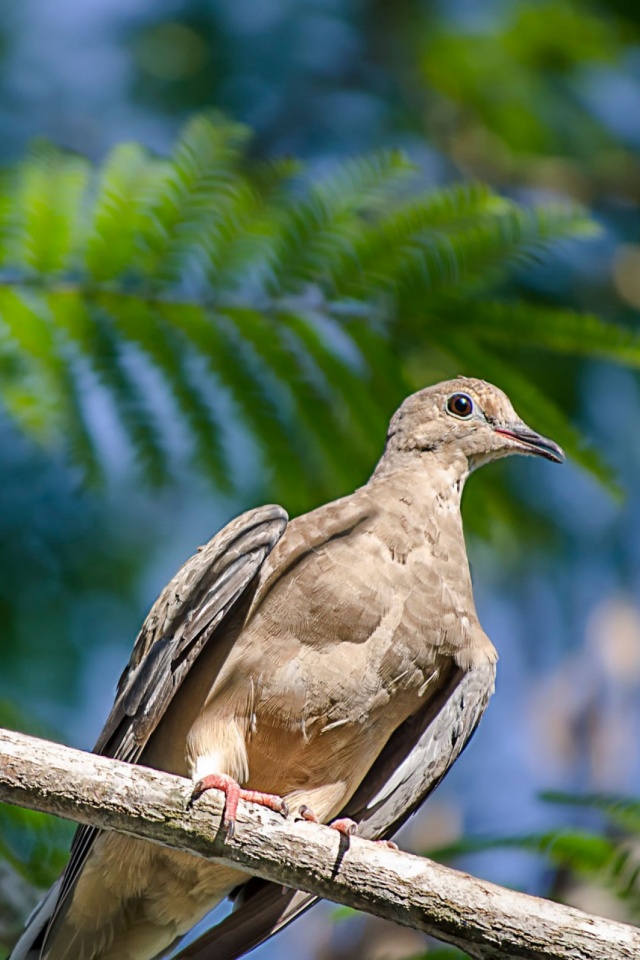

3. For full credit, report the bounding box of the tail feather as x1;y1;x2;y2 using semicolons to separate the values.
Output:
10;835;244;960
9;881;61;960
175;882;316;960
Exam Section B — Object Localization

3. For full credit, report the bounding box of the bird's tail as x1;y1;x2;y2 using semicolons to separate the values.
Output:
9;880;61;960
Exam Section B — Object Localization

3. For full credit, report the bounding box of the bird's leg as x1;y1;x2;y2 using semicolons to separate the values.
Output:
298;805;398;847
191;773;288;839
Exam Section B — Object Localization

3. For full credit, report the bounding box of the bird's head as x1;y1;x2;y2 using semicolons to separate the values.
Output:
380;377;564;476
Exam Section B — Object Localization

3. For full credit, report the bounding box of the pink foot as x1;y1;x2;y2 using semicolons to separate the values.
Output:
298;806;357;837
298;804;319;824
298;807;398;848
330;817;358;837
191;773;288;839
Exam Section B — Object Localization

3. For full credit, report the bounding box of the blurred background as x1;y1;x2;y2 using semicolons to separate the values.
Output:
1;0;640;957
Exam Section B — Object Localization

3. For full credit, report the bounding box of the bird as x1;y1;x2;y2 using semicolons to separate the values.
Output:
11;376;564;960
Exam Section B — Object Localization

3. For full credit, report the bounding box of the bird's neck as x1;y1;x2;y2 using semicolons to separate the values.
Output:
366;449;496;670
367;452;471;551
371;447;470;500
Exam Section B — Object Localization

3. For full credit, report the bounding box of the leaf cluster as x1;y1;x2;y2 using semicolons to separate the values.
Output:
421;0;625;160
430;791;640;925
0;114;634;513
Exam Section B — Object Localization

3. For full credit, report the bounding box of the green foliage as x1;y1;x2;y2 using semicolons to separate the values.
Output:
0;113;629;514
421;0;624;160
0;802;73;890
403;952;467;960
0;703;75;890
540;790;640;834
429;791;640;923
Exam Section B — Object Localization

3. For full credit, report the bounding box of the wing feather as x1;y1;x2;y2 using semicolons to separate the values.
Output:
29;505;287;958
97;504;288;759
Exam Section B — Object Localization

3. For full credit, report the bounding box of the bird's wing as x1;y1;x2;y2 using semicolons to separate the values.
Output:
28;504;287;959
96;503;288;761
346;658;496;837
174;658;496;960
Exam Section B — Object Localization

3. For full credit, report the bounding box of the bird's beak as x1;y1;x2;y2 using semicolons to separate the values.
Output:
494;424;565;464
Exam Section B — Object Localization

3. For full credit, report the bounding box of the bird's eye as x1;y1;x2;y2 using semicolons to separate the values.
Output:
447;393;474;418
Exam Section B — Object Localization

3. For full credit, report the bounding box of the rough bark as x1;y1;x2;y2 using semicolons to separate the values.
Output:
0;726;637;960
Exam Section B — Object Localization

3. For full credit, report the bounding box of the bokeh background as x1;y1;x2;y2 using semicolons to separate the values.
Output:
1;1;640;957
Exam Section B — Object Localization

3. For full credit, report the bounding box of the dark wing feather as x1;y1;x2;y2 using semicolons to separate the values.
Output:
39;504;288;955
96;503;288;760
174;659;496;960
349;658;496;838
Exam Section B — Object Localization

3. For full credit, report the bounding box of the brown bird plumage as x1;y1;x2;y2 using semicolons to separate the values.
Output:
11;377;564;960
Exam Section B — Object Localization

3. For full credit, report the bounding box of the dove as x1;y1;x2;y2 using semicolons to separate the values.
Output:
11;376;563;960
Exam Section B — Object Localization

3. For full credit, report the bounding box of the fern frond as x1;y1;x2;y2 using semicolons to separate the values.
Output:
50;294;170;485
0;171;14;268
265;150;414;291
201;159;299;291
160;303;317;509
338;309;411;414
85;142;162;283
456;300;640;367
276;309;386;462
430;828;619;875
0;288;100;481
222;306;354;489
328;182;500;297
12;144;90;276
97;294;231;489
0;114;619;499
133;114;248;284
393;201;594;303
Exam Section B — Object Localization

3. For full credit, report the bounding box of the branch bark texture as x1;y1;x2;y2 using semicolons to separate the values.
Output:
0;726;637;960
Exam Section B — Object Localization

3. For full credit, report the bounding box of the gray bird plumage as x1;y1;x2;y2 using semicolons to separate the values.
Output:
10;376;563;960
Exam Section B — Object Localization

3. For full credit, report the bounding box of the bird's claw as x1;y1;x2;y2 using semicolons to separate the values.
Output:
189;773;288;837
330;817;357;837
298;804;319;823
297;806;357;837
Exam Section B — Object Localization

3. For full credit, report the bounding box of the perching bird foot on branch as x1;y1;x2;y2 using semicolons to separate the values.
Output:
10;377;564;960
190;773;289;839
298;804;357;837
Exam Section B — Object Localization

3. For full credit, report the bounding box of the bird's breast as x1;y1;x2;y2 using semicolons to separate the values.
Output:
233;542;476;793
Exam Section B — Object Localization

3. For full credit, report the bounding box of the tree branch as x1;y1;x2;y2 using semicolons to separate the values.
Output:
0;726;637;960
